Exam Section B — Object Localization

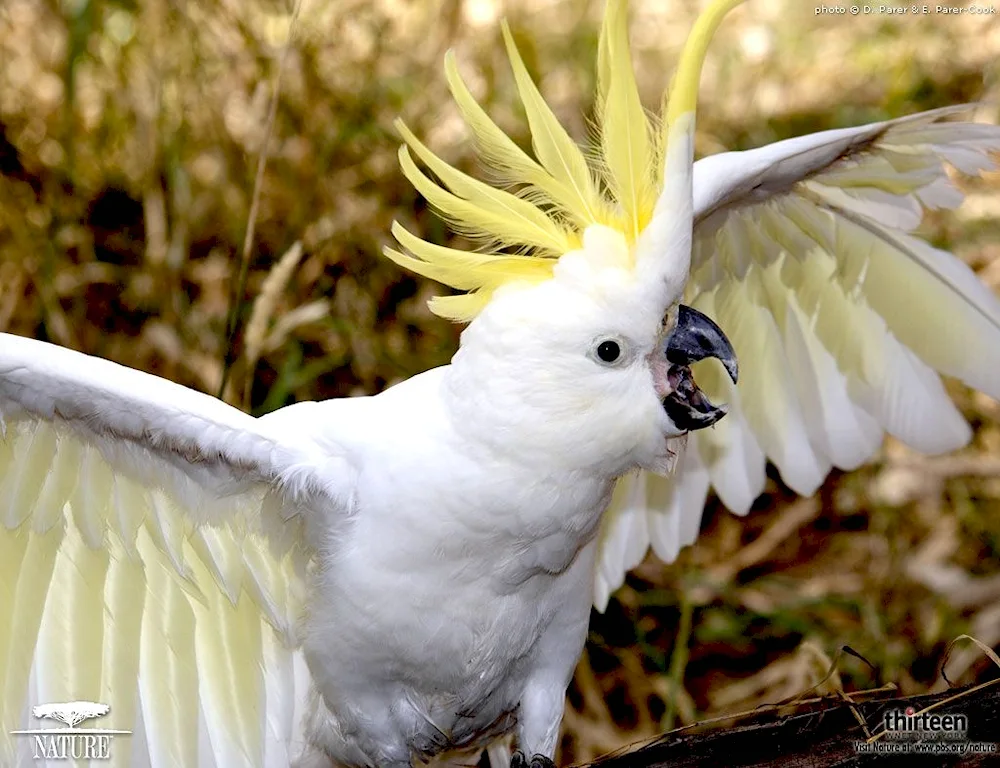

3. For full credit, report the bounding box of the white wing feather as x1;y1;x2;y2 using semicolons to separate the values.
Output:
0;333;354;766
594;106;1000;610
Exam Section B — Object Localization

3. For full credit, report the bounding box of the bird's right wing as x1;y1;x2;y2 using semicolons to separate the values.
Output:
0;333;354;767
593;106;1000;610
686;106;1000;506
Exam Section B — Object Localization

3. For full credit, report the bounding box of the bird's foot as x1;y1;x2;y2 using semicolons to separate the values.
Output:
510;750;555;768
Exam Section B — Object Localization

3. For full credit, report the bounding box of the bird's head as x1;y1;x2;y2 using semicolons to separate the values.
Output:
386;0;742;475
449;223;737;476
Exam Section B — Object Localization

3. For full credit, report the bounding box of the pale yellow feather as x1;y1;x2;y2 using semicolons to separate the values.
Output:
427;293;496;322
69;442;113;549
101;535;146;768
598;0;655;240
0;422;56;529
397;145;568;254
0;527;62;748
0;524;28;756
190;544;264;767
385;223;554;321
138;529;199;768
32;429;79;534
395;120;574;255
111;474;148;559
500;22;606;226
36;519;110;704
664;0;745;127
147;491;195;584
190;525;246;607
387;223;554;289
443;52;593;225
240;536;285;638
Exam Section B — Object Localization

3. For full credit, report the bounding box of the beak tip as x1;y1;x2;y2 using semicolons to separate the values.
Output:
666;304;738;377
724;357;739;385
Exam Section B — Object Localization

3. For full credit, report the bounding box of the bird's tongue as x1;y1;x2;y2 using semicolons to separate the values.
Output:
661;305;738;432
662;362;724;430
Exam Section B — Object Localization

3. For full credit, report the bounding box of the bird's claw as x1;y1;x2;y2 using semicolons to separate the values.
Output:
510;750;556;768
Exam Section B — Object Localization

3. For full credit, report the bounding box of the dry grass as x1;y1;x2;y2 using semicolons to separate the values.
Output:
1;0;999;764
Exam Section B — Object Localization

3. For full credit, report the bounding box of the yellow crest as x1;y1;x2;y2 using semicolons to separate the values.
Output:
385;0;742;322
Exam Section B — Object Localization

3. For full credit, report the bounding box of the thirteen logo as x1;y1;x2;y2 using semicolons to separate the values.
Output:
883;706;968;739
10;701;131;761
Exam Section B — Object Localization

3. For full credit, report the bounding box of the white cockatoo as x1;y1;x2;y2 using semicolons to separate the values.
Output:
1;0;999;767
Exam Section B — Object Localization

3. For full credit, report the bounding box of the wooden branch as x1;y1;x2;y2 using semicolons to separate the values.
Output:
586;683;1000;767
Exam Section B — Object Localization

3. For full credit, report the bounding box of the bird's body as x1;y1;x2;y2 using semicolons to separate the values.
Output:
282;364;606;766
279;260;694;765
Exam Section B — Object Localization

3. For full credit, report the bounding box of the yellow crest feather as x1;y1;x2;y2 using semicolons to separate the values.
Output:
385;223;554;290
442;52;587;223
499;22;608;228
390;0;742;323
395;133;573;255
598;0;656;242
664;0;745;128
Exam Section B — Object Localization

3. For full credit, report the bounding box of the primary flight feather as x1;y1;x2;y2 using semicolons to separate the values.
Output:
1;0;998;767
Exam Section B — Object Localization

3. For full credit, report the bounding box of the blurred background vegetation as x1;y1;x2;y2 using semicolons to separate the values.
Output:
1;0;999;763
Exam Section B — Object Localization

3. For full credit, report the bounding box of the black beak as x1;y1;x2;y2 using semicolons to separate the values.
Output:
662;305;738;432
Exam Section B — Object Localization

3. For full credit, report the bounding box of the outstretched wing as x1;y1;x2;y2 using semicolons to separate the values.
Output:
595;106;1000;610
0;333;352;766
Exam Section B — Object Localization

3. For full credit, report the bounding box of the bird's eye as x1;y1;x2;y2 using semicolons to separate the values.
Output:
596;339;621;364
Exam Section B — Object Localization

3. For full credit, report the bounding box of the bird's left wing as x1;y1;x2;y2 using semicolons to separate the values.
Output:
0;333;350;766
594;106;1000;610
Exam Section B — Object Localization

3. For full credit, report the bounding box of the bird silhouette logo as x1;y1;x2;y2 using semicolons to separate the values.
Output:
31;701;110;728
